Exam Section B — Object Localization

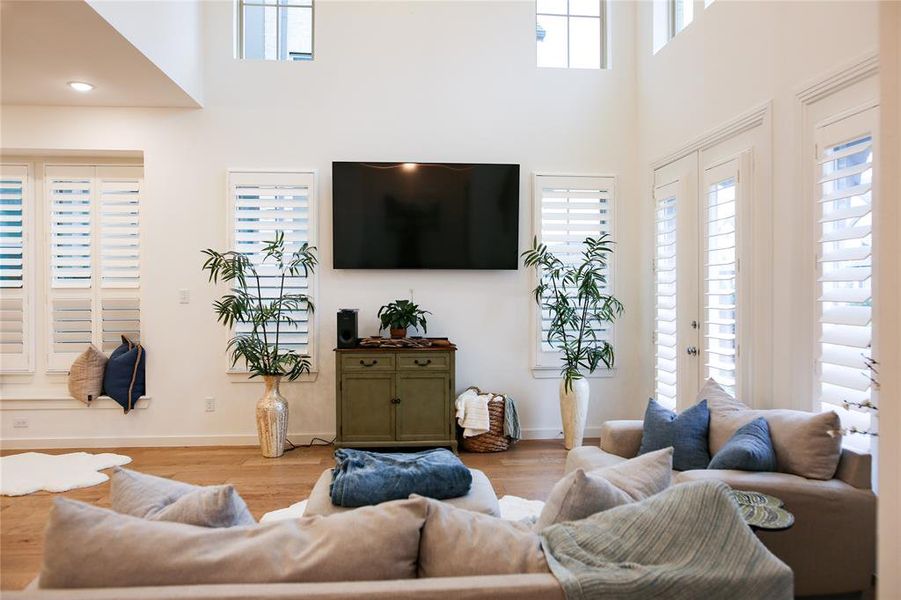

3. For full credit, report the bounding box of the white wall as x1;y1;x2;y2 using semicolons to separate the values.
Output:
877;1;901;592
87;0;205;105
636;1;880;410
0;1;643;447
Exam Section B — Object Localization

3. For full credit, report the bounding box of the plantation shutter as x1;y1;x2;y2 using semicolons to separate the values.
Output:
0;165;33;372
46;165;142;371
653;181;678;409
228;171;317;370
814;109;876;451
701;160;740;396
533;175;614;368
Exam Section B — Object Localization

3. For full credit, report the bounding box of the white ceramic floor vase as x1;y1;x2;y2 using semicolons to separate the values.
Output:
257;375;288;458
559;377;590;450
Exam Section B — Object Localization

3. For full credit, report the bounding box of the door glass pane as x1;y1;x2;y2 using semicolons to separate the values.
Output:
654;193;678;409
703;176;737;395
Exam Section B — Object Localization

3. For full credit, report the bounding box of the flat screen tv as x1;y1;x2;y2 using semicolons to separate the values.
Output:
332;162;520;269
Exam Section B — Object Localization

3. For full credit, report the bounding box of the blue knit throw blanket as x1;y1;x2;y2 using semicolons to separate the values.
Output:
330;448;472;508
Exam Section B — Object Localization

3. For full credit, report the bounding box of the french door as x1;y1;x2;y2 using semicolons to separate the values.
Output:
653;149;752;409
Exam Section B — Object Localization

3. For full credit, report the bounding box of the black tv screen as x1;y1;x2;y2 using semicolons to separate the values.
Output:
332;162;520;269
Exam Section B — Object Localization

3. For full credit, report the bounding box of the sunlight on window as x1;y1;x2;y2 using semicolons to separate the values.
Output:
537;0;603;69
241;0;313;62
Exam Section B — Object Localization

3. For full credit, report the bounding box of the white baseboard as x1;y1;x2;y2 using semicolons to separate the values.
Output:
520;426;603;440
1;427;604;450
0;432;335;450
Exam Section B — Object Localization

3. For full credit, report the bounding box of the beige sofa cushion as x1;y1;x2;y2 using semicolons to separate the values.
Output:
700;378;842;480
305;467;500;517
415;496;549;578
536;448;672;529
40;496;428;589
67;345;108;404
110;467;255;527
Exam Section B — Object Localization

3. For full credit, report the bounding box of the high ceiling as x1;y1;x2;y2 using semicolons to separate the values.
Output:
0;0;199;108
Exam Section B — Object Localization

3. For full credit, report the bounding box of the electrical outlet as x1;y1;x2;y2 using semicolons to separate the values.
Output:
179;289;191;304
12;417;29;429
205;397;216;412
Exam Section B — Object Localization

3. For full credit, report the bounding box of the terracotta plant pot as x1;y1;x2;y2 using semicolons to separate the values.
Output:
390;327;407;339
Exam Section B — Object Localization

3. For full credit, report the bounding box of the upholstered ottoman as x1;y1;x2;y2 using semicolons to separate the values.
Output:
304;468;501;517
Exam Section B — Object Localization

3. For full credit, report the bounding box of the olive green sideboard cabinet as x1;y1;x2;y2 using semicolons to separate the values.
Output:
335;345;457;452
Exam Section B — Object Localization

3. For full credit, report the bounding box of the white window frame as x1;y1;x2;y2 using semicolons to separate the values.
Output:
44;164;143;373
225;169;319;381
0;163;35;373
236;0;315;62
530;173;617;378
811;105;878;450
536;0;607;70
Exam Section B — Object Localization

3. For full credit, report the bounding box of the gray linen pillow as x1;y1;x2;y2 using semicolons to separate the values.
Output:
536;447;673;529
110;467;255;527
39;496;429;589
414;495;549;578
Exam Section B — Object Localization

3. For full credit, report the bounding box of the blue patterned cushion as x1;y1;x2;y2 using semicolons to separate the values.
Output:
638;399;710;471
708;417;777;472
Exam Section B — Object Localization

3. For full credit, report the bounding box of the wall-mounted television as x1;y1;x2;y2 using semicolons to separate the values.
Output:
332;162;520;269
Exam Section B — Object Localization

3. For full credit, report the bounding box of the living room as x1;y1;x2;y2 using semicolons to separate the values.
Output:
0;0;898;598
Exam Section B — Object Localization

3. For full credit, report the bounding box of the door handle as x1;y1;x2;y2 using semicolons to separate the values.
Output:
413;359;432;367
391;398;401;404
686;346;698;356
359;359;378;367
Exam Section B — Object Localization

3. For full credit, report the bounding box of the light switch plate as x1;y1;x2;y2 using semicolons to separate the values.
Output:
179;289;190;304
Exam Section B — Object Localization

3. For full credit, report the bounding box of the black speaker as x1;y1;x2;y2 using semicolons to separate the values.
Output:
337;309;359;348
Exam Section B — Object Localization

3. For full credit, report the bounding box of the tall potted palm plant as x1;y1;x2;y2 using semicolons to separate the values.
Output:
522;234;624;449
202;232;317;458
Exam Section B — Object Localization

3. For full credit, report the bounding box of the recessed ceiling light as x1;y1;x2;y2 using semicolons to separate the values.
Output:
67;81;94;93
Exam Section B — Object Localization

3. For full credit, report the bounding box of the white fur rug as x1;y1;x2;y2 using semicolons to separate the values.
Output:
0;451;132;496
260;495;545;523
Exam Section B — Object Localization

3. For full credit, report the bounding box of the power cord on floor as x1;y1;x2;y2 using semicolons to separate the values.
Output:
284;436;336;452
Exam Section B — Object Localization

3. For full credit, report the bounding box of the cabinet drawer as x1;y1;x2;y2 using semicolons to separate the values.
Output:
341;353;395;371
397;353;450;371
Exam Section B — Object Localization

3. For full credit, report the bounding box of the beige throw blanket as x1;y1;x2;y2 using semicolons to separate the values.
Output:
540;480;793;600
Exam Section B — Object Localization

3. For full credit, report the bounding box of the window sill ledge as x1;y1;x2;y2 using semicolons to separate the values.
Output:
0;396;152;411
531;367;616;380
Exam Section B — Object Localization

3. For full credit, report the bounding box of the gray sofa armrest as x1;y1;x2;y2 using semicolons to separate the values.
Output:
834;447;872;489
599;420;643;458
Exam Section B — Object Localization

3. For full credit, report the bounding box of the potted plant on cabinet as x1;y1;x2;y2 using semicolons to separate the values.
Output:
377;299;430;338
522;234;624;450
201;232;317;458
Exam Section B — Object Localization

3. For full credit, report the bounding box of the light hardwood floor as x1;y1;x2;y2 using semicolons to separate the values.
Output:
0;440;580;591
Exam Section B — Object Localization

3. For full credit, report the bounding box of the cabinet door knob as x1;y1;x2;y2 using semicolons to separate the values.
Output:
360;359;378;367
391;398;401;404
414;359;432;366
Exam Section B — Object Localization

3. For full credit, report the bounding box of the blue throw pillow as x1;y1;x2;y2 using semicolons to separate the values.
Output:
103;336;146;414
638;399;710;471
708;417;777;472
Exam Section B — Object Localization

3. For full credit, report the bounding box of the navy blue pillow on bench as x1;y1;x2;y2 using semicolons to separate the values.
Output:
708;417;777;472
638;399;710;471
103;336;146;414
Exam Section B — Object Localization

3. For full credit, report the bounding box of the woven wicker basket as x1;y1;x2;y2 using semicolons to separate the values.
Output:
461;393;510;453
